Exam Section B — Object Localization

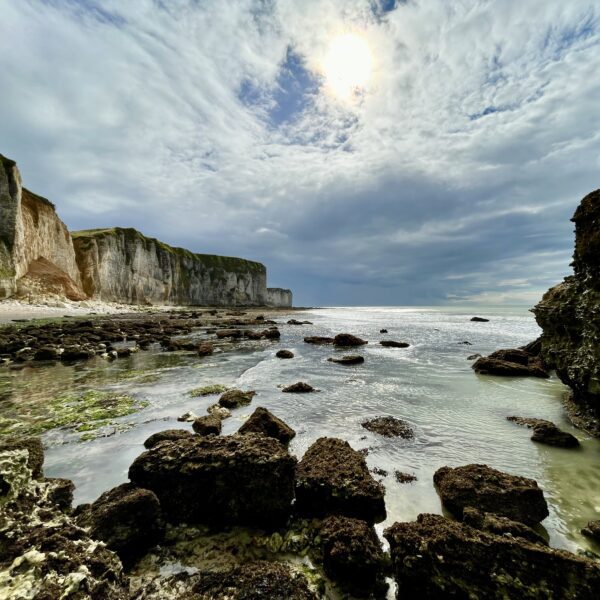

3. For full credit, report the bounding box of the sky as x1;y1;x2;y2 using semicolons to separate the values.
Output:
1;0;599;306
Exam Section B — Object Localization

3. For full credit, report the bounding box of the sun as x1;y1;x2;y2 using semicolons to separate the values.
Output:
322;33;373;100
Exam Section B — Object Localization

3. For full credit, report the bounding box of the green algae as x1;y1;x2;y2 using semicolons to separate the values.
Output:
114;369;161;385
188;384;229;397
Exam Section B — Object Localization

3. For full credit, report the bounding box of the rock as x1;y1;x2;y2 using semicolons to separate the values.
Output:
192;414;222;436
77;482;164;566
372;467;388;477
207;403;231;419
533;190;600;436
216;328;243;339
472;354;549;378
33;346;60;361
177;411;198;422
462;506;548;545
45;477;75;512
0;436;44;479
380;340;410;348
262;327;281;339
304;336;334;344
197;342;213;356
287;319;312;325
128;433;296;528
327;354;364;365
238;407;296;444
319;515;386;594
276;349;294;359
582;520;600;542
282;381;315;393
434;464;549;525
218;388;256;408
507;416;580;448
144;429;193;449
61;345;95;361
295;437;385;523
471;316;489;322
132;561;318;600
333;333;368;346
467;353;482;360
394;471;417;484
380;329;388;333
362;416;414;439
385;513;600;599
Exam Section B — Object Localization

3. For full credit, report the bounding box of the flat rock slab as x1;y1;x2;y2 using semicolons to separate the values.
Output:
295;437;385;523
434;463;549;525
362;416;414;439
327;355;364;365
385;514;600;599
304;336;334;344
129;433;296;528
380;340;410;348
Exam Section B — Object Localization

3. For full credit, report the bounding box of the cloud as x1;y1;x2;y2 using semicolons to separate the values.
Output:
0;0;598;305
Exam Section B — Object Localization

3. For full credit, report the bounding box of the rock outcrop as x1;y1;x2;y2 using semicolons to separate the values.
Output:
0;154;84;299
533;189;600;435
385;514;600;599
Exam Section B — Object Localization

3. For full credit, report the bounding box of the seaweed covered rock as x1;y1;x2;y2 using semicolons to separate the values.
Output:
144;429;193;449
0;436;44;479
76;483;164;567
533;190;600;435
507;416;580;448
295;437;385;523
128;433;296;528
282;381;315;393
361;416;414;439
218;388;256;409
385;514;600;599
434;464;549;525
238;407;296;444
132;561;318;599
319;515;386;595
327;355;364;365
462;507;547;546
192;414;222;436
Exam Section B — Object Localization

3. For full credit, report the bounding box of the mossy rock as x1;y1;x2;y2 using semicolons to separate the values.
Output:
189;384;229;397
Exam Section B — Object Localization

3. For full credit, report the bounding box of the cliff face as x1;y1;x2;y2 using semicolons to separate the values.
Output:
533;189;600;435
72;228;270;306
266;287;293;308
0;155;83;299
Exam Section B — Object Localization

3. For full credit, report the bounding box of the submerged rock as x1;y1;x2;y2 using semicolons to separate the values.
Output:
471;316;489;322
362;416;414;439
132;561;319;600
295;437;385;523
507;416;580;448
319;515;386;595
333;333;368;346
434;464;549;525
128;433;296;528
276;349;294;359
304;336;334;345
287;319;312;325
218;388;256;408
380;340;410;348
77;482;164;567
238;406;296;444
282;381;315;393
327;354;364;365
385;513;600;599
192;414;222;436
144;429;193;449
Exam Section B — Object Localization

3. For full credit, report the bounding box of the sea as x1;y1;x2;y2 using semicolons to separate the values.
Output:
1;305;599;555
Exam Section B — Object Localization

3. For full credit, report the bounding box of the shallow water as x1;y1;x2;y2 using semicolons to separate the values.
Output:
1;306;599;555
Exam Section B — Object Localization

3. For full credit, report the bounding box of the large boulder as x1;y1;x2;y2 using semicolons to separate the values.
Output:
380;340;410;348
472;349;549;378
295;437;385;523
77;483;164;566
333;333;368;346
128;434;296;528
385;513;600;599
319;515;386;595
218;388;256;408
434;464;549;525
238;407;296;445
361;416;414;439
132;561;319;600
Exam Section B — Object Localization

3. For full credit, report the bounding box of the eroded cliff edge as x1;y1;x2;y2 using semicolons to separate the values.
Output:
533;189;600;436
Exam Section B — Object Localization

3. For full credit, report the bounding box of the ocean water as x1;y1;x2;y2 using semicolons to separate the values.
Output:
1;306;599;555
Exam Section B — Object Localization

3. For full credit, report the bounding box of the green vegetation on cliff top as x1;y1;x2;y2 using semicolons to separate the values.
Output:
71;227;265;273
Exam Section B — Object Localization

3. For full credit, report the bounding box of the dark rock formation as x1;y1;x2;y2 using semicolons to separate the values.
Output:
304;336;334;344
507;416;580;448
434;464;549;525
238;407;296;444
333;333;368;346
76;483;164;566
394;471;417;484
0;436;44;479
143;429;193;449
380;340;410;348
192;414;222;436
132;561;318;599
276;349;294;358
218;388;256;408
385;513;600;599
287;319;312;325
128;433;296;528
471;316;489;322
462;506;547;545
380;329;388;333
533;190;600;436
582;520;600;543
282;381;315;393
319;515;386;595
327;354;364;365
45;477;75;512
295;437;385;523
362;416;414;439
472;347;549;378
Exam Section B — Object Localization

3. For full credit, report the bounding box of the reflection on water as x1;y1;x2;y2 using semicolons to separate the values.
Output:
0;306;598;555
